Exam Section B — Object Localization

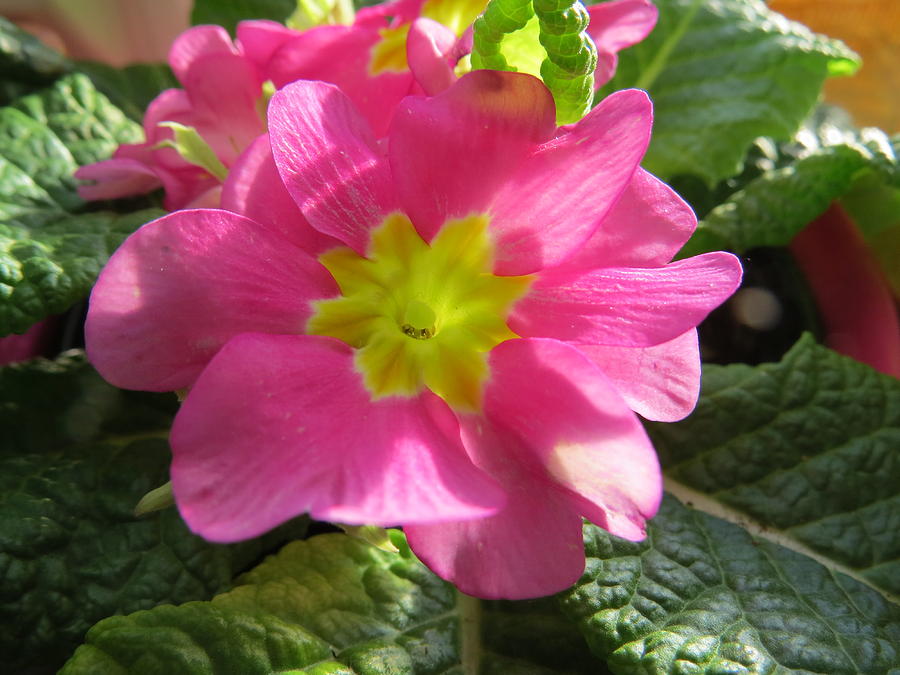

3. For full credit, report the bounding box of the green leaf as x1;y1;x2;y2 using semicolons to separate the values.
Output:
0;353;308;672
0;16;70;105
12;72;143;167
62;533;606;674
647;334;900;600
0;208;161;335
191;0;296;35
0;73;157;335
76;61;180;122
561;495;900;675
471;0;597;124
681;110;900;257
602;0;859;184
62;603;335;675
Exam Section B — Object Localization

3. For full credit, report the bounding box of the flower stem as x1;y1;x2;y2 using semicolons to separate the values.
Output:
457;590;482;675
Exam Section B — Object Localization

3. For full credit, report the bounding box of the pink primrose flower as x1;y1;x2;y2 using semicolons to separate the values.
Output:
75;0;656;212
85;71;742;599
75;24;267;210
74;2;439;209
407;0;658;96
235;0;491;137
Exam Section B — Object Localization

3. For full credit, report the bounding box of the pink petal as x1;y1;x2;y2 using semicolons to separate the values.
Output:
143;88;193;141
510;252;743;347
578;330;701;422
141;90;203;173
588;0;658;86
406;18;457;96
265;25;415;137
222;134;340;256
75;157;161;201
236;19;299;71
140;89;210;175
269;79;398;253
86;209;337;392
184;185;222;208
182;52;264;166
168;24;238;84
488;89;653;275
156;165;220;211
557;167;697;270
356;0;424;26
594;52;618;90
588;0;658;53
389;70;557;243
408;337;663;599
483;338;662;540
171;333;506;541
406;444;587;600
121;127;220;210
0;319;55;365
790;203;900;377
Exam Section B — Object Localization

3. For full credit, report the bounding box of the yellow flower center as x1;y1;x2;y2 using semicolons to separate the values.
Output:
368;0;487;75
369;24;411;75
421;0;488;37
308;213;532;410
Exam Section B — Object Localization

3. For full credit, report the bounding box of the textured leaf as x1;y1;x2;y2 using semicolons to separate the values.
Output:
471;0;597;124
0;16;69;105
561;495;900;675
647;334;900;600
191;0;296;34
681;110;900;257
12;72;142;167
76;61;179;122
601;0;859;184
61;603;335;674
62;533;606;674
0;353;308;672
0;73;156;336
0;208;161;335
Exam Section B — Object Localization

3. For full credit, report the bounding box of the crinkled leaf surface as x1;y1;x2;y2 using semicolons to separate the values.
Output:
0;73;160;335
10;71;142;169
0;208;160;335
682;110;900;257
561;495;900;675
472;0;597;124
0;353;308;672
76;61;179;123
601;0;859;184
649;334;900;600
191;0;296;34
0;16;69;105
56;338;900;674
62;533;606;674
